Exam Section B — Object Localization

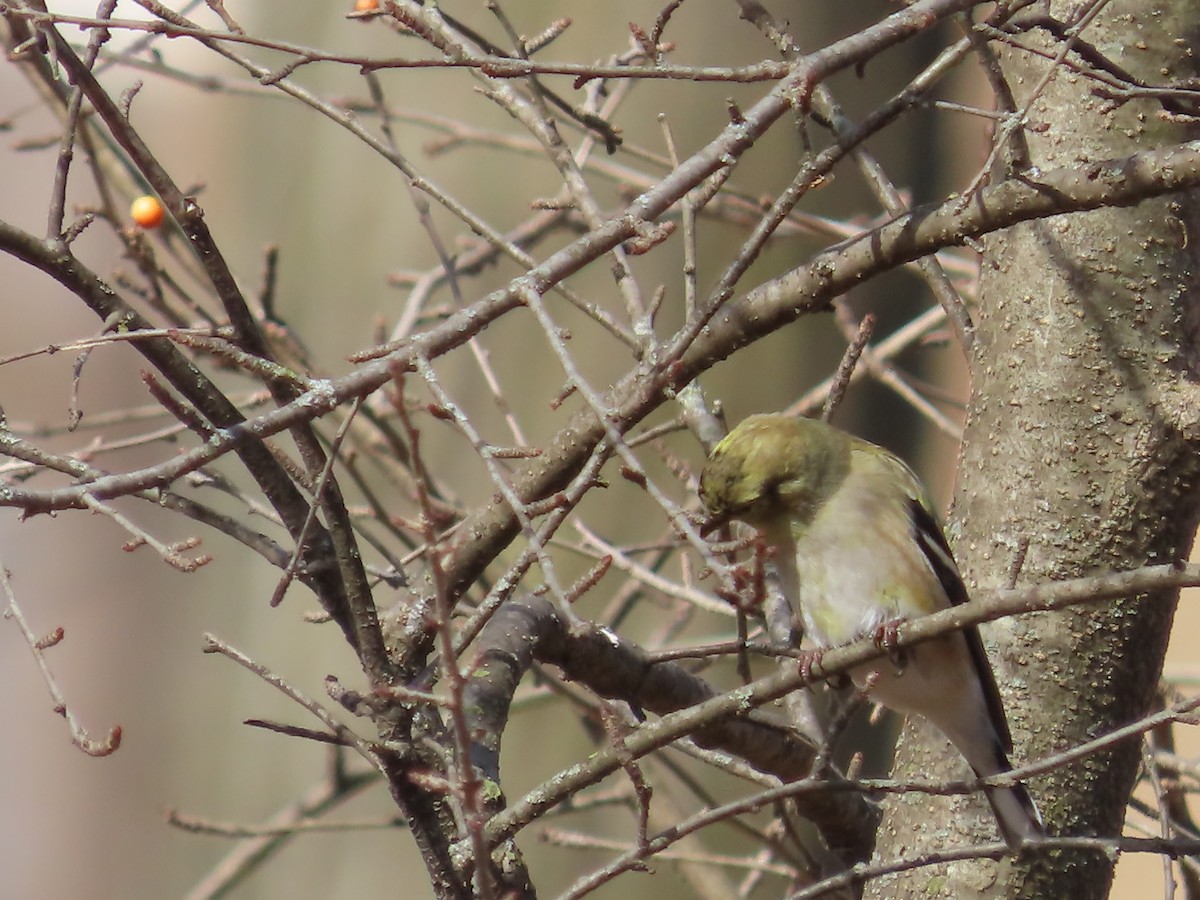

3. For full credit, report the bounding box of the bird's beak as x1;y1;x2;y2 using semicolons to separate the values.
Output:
697;510;729;536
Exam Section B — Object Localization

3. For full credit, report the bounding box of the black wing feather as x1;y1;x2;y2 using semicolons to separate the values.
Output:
908;498;1013;751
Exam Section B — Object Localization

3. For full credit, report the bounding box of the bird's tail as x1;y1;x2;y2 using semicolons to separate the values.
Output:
945;718;1045;849
982;776;1044;850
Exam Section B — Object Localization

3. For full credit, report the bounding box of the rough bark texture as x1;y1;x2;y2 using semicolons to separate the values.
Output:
868;2;1200;897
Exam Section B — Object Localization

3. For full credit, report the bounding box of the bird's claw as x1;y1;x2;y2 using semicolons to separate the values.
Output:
873;619;907;672
797;647;825;681
797;648;851;689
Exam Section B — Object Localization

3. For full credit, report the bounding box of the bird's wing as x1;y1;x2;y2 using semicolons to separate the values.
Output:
908;497;1014;751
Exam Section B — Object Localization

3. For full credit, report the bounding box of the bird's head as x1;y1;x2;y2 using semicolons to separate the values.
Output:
699;414;849;532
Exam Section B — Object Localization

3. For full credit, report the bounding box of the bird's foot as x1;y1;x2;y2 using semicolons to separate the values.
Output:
797;647;851;689
872;619;908;672
797;647;826;682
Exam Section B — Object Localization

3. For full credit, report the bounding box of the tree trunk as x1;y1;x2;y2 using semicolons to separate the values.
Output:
868;2;1200;896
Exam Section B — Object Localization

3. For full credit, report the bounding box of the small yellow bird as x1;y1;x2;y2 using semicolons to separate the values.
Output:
699;413;1043;848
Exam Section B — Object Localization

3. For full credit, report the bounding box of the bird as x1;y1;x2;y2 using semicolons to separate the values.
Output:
698;412;1043;849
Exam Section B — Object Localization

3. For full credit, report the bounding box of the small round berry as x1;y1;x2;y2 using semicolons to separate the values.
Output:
130;195;165;229
354;0;379;11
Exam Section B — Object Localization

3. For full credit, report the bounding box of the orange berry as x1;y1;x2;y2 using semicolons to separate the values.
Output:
354;0;378;11
130;195;165;229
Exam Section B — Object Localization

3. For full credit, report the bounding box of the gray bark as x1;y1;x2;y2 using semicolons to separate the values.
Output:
869;2;1200;897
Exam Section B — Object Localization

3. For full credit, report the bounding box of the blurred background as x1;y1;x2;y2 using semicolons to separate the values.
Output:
0;2;1193;897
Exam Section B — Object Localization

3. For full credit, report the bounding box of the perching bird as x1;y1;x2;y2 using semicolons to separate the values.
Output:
699;413;1043;849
